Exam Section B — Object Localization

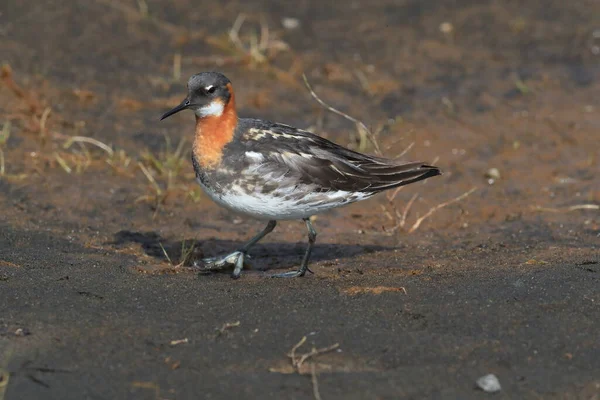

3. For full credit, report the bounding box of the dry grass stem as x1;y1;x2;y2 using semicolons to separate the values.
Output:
63;136;114;156
53;152;72;174
157;240;197;268
138;161;162;196
354;69;371;94
38;107;52;137
158;242;172;264
228;14;286;65
532;204;599;213
106;149;133;174
400;193;419;229
396;141;414;159
229;14;247;49
178;240;196;267
387;186;404;203
408;187;477;233
0;121;10;176
229;14;267;63
302;74;382;156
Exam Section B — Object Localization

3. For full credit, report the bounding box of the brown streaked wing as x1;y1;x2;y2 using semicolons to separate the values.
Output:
239;119;441;193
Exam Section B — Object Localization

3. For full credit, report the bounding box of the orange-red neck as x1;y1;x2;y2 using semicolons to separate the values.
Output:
193;83;237;169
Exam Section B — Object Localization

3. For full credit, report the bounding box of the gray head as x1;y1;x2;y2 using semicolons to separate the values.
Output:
160;72;233;120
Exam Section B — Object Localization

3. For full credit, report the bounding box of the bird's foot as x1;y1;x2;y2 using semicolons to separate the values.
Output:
269;266;313;278
194;251;251;279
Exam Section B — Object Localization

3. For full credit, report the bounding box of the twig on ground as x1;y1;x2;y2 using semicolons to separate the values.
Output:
216;321;241;337
287;336;340;373
289;335;307;365
311;363;322;400
169;338;188;346
408;187;477;233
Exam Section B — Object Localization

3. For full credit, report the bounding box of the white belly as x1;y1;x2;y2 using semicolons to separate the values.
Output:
197;179;369;220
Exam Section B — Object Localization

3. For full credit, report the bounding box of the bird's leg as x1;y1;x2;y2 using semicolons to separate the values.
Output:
196;220;277;278
271;218;316;278
240;220;277;253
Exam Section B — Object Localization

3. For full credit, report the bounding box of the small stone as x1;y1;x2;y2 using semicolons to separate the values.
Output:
14;327;31;337
281;18;300;30
485;168;501;180
439;22;454;34
476;374;501;393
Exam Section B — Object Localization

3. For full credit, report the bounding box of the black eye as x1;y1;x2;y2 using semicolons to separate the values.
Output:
207;86;216;94
184;99;190;105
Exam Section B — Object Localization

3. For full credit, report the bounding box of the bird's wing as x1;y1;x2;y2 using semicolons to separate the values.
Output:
241;121;441;193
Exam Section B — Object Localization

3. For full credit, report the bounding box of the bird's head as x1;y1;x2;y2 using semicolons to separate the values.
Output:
160;72;233;120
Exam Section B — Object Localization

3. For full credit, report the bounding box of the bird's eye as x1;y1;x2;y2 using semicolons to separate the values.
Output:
184;99;190;105
206;86;216;94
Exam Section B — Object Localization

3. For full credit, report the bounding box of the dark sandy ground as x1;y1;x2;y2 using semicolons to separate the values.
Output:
0;0;599;399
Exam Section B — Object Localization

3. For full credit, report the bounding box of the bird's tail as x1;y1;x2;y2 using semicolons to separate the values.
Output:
365;161;441;192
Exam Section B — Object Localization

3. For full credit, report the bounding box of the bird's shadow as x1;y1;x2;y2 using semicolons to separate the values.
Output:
111;230;390;271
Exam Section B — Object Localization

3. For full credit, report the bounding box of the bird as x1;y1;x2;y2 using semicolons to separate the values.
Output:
160;72;441;279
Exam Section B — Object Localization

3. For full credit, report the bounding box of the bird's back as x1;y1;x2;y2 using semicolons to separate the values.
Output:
234;118;440;193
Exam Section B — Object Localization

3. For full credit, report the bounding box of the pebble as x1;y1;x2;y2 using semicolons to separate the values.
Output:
476;374;502;393
485;168;501;180
282;18;300;30
439;22;454;34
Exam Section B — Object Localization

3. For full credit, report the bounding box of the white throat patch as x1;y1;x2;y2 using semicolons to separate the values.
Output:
195;101;224;118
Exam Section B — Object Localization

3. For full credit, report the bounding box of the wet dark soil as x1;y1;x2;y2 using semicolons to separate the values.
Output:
1;0;599;399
